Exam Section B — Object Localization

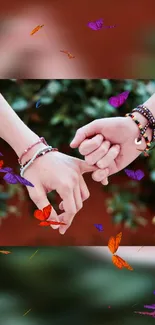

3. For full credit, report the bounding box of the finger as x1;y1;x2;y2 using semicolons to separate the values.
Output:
58;188;77;235
30;188;60;229
77;158;98;174
79;134;104;156
85;140;111;165
74;184;83;211
96;145;120;169
70;120;101;148
59;175;90;210
92;168;109;182
59;184;83;235
59;201;64;210
79;175;90;201
101;177;109;185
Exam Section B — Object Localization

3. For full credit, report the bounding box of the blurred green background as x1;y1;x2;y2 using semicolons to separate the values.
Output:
0;247;155;325
0;79;155;226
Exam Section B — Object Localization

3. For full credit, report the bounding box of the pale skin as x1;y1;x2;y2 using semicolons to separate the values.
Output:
0;94;119;234
70;94;155;183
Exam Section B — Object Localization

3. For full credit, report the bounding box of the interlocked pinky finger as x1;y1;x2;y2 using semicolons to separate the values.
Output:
92;168;109;182
101;177;109;185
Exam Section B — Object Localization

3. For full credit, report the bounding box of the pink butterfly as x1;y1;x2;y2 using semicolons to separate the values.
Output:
108;91;130;108
87;18;104;31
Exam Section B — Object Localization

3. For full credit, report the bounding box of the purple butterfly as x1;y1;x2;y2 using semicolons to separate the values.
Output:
0;152;3;156
108;91;130;108
94;224;104;231
87;18;103;31
144;304;155;310
0;167;34;187
124;169;144;181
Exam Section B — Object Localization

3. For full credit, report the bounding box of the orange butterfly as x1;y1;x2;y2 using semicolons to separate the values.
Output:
60;50;75;59
0;160;4;169
34;204;66;226
30;25;44;36
0;250;11;254
108;232;133;271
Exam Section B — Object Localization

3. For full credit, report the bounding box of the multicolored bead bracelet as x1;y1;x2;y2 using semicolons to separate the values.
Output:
132;105;155;142
125;113;151;157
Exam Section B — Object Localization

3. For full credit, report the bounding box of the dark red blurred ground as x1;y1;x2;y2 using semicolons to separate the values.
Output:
0;141;155;246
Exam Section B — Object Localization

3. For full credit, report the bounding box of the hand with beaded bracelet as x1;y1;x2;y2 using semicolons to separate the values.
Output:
70;93;155;186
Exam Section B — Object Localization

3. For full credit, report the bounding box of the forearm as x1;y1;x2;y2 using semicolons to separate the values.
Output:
0;94;45;159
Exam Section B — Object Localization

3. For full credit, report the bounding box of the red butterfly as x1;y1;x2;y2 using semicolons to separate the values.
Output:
34;204;66;226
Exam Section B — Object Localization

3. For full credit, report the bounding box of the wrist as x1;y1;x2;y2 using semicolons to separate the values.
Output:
20;142;48;166
129;112;152;142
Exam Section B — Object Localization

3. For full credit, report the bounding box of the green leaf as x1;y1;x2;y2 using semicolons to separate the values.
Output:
11;98;28;111
113;213;123;223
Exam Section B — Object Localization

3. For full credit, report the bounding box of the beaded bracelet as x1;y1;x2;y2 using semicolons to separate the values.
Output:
18;137;48;166
20;146;52;177
22;147;58;168
132;105;155;142
125;113;151;156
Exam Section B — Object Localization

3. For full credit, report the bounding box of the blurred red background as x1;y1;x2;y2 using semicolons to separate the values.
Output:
0;0;155;78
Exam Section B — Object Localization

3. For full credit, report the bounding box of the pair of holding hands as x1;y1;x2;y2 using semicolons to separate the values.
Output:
25;116;142;234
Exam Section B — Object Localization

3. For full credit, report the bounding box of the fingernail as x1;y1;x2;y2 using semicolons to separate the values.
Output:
115;145;120;151
59;228;66;235
50;225;60;230
70;139;74;145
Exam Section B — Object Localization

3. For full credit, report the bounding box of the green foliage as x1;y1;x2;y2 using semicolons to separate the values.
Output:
0;79;155;228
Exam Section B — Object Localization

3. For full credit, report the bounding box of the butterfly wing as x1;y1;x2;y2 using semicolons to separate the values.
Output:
94;224;103;231
36;99;41;108
124;168;136;180
14;174;34;187
39;221;66;226
112;255;123;269
34;209;46;221
108;232;122;254
68;53;75;59
113;255;133;271
108;96;119;108
42;204;52;220
95;18;104;29
108;236;116;254
0;160;4;168
87;22;98;30
30;25;40;35
0;167;13;173
60;50;68;54
3;173;18;184
115;91;130;107
115;232;122;249
135;169;144;181
144;305;155;310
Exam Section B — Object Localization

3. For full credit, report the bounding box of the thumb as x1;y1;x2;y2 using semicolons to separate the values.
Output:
70;120;101;148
